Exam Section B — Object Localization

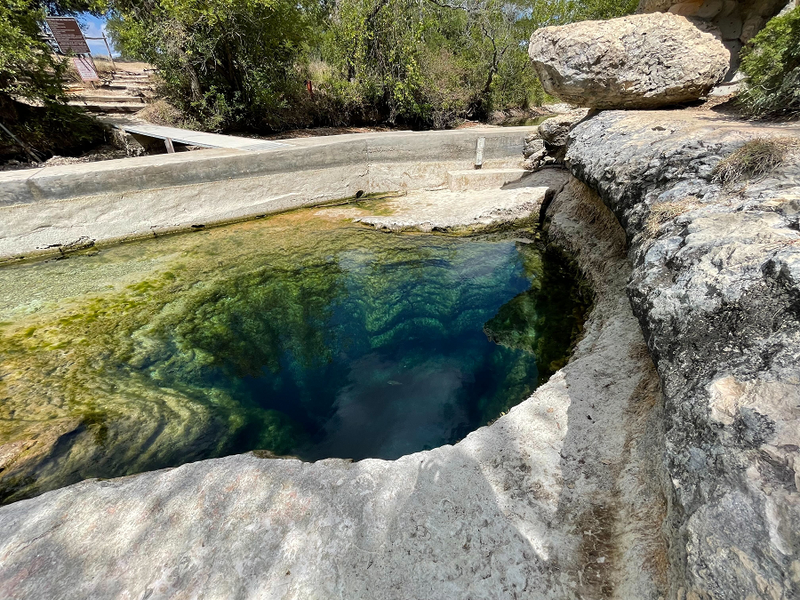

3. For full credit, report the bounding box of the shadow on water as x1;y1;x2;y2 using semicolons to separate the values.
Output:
0;212;588;503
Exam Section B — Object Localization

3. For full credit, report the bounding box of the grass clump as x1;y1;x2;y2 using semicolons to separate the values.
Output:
645;197;703;236
712;137;797;188
135;99;200;131
739;6;800;120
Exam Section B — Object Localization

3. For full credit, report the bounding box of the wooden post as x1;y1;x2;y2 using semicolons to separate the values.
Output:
101;32;116;70
164;138;175;153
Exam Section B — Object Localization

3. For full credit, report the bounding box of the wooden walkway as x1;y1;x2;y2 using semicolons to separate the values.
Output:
116;123;291;152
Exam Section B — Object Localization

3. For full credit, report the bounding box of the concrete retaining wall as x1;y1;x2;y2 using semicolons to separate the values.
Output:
0;127;532;262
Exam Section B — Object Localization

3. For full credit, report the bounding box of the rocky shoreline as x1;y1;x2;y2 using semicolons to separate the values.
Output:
0;159;670;599
565;108;800;599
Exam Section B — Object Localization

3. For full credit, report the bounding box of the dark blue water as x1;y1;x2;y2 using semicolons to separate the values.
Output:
0;222;588;504
180;235;587;461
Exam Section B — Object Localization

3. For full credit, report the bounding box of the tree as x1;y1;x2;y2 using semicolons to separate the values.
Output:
107;0;317;131
0;1;106;162
106;0;639;132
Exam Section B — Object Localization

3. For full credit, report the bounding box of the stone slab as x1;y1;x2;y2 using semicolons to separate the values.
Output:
446;168;529;191
354;170;569;233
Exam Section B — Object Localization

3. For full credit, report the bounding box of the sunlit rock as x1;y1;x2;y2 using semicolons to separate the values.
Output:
528;13;730;108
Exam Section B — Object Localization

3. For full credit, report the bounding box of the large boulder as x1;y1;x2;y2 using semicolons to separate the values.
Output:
637;0;790;44
636;0;793;76
528;12;730;109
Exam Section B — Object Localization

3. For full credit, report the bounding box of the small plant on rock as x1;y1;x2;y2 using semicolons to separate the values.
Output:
712;137;797;188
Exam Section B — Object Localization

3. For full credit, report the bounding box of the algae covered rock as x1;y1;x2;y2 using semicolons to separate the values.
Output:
528;13;730;108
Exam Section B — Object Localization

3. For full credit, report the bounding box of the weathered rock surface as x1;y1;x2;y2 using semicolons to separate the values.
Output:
352;170;566;232
637;0;792;43
528;13;730;108
566;108;800;599
0;173;669;598
538;112;589;149
523;134;544;158
636;0;795;76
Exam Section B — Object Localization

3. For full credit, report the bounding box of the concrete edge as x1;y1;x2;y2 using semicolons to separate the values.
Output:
0;127;535;263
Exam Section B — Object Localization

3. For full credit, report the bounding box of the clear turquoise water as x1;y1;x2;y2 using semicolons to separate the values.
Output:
0;212;588;502
229;239;539;460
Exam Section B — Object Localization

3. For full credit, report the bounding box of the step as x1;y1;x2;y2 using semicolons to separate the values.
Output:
99;84;133;91
70;95;145;104
67;101;146;113
113;74;150;80
447;169;529;191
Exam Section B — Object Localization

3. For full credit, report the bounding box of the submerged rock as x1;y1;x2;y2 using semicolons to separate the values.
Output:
528;13;730;108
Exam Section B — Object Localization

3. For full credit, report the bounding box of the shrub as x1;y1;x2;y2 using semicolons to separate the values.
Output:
108;0;640;132
739;6;800;120
0;1;107;162
107;0;315;132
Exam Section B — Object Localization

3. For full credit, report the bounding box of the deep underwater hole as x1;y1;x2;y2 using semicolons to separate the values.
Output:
0;215;589;503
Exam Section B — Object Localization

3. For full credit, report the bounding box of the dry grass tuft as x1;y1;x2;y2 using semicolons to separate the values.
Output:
645;197;703;237
712;137;798;189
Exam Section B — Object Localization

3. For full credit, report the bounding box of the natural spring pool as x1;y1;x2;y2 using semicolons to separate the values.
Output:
0;207;588;504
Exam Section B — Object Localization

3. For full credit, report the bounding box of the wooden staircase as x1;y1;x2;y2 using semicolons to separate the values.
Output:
67;69;155;115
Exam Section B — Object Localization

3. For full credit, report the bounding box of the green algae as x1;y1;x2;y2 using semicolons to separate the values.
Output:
0;209;588;504
483;246;592;383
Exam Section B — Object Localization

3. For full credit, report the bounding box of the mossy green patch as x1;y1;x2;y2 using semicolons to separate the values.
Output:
0;208;588;504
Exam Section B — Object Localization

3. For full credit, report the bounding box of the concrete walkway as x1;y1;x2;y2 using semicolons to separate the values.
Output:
117;122;291;152
0;126;535;262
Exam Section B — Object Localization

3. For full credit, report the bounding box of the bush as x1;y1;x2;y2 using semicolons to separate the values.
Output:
0;1;107;162
0;0;64;103
108;0;640;132
107;0;316;132
739;6;800;120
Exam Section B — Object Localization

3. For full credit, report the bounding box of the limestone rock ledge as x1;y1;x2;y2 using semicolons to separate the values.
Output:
566;108;800;599
0;179;668;597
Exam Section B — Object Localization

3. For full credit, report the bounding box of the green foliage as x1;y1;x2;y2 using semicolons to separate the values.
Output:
0;0;65;103
0;0;105;102
108;0;638;131
740;6;800;120
0;1;107;161
310;0;571;127
107;0;316;131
